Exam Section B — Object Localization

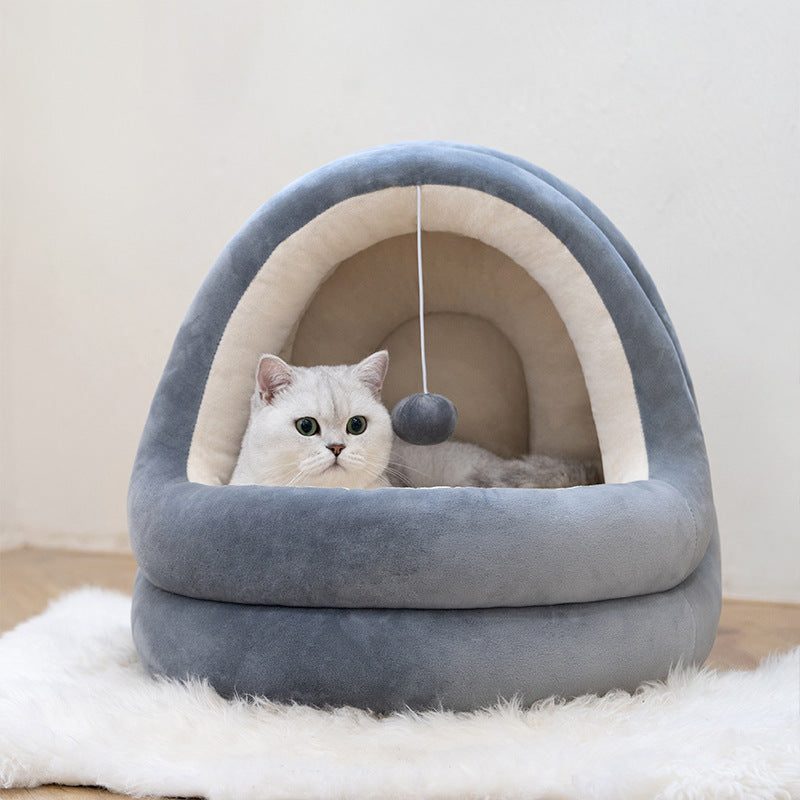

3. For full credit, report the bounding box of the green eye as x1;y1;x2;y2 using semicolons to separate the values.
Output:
346;415;367;435
295;417;319;436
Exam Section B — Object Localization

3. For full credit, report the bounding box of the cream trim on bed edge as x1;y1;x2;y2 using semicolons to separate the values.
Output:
186;186;648;486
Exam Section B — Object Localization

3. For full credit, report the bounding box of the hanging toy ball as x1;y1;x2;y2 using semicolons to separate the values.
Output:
390;185;458;446
391;392;458;445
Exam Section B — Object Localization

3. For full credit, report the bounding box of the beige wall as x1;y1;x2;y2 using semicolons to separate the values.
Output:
2;1;798;601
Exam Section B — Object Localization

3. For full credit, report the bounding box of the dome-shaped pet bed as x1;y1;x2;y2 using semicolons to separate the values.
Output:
129;141;721;712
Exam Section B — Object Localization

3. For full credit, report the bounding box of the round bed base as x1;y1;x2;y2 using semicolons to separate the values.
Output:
132;537;720;712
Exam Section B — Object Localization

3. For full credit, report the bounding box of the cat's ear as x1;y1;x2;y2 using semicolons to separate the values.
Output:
354;350;389;399
256;354;293;404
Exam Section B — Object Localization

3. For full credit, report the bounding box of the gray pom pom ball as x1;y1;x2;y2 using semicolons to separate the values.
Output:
391;393;458;445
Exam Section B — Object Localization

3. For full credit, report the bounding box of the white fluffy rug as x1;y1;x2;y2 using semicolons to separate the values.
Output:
1;589;798;800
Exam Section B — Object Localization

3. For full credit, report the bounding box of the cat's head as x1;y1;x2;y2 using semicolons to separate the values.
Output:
239;350;393;488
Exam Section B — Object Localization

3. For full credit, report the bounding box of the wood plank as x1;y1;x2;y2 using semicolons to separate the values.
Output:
708;597;800;670
0;788;161;799
0;549;138;632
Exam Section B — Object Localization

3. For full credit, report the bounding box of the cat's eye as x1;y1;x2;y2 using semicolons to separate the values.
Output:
295;417;319;436
346;415;367;435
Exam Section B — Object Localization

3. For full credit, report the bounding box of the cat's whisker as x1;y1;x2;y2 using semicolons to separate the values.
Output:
387;458;428;479
361;462;398;482
358;455;413;487
383;468;413;487
287;460;320;487
286;470;308;487
344;453;385;481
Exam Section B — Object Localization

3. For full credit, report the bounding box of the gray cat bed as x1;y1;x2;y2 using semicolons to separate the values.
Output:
129;141;721;711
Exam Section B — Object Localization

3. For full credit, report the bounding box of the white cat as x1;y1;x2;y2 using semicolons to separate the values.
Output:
229;351;601;490
230;351;393;489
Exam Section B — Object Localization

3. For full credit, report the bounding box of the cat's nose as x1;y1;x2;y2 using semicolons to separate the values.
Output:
327;443;345;457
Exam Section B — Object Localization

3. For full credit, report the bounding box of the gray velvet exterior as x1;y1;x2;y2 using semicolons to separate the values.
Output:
133;534;719;712
129;141;721;709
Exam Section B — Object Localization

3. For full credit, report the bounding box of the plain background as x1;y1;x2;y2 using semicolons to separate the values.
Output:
1;1;798;602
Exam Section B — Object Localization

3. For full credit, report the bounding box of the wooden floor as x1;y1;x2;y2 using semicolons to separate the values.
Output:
1;547;799;800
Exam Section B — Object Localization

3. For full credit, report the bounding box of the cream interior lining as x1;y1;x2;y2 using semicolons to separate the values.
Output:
186;186;648;486
289;233;597;461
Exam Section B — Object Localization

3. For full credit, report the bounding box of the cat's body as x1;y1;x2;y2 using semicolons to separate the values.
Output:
389;438;600;489
230;351;600;490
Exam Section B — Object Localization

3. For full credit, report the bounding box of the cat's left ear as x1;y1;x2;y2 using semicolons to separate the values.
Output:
354;350;389;399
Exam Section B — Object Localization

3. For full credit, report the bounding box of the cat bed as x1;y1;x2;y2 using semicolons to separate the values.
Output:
129;141;721;711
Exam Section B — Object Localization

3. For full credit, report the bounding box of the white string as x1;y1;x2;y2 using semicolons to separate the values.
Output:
416;184;428;394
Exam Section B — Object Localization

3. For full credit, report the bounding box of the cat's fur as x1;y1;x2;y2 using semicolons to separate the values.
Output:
230;351;601;490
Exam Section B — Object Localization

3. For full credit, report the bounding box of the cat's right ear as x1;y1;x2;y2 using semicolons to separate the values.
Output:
256;355;293;404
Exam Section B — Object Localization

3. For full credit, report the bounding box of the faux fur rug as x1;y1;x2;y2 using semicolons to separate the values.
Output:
1;589;798;800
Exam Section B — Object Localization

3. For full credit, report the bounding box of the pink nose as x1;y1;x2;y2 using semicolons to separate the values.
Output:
327;443;345;457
